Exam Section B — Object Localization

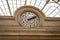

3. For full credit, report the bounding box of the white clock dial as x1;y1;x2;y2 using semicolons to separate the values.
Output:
20;12;40;28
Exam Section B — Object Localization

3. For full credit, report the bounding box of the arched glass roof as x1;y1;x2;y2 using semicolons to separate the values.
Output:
0;0;60;17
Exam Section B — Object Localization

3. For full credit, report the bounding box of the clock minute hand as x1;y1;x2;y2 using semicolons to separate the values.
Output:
28;16;37;21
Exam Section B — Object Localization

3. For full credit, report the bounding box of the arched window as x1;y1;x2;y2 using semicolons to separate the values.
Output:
0;0;60;17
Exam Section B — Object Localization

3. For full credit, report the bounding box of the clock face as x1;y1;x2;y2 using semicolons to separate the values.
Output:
20;12;40;28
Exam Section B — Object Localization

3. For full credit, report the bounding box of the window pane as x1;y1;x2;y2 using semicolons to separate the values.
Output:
0;0;60;17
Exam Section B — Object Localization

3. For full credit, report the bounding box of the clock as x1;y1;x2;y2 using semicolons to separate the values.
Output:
20;12;40;28
14;6;45;28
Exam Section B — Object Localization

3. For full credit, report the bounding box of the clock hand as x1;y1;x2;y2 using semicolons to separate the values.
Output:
28;16;37;21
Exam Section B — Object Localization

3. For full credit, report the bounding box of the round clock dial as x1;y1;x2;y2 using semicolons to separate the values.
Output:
20;12;40;28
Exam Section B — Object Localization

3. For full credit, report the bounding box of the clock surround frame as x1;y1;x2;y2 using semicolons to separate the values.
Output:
14;6;45;28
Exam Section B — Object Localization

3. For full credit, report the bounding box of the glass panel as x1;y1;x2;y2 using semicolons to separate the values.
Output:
0;0;60;17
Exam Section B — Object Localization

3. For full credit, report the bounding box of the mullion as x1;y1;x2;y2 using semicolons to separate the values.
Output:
25;0;27;6
30;0;32;5
53;11;60;17
38;0;42;7
16;0;17;8
57;0;59;3
1;0;8;16
47;5;60;16
12;0;14;12
20;0;21;6
34;0;37;6
53;8;60;16
41;0;49;10
53;0;59;3
6;0;12;16
0;7;5;16
45;6;52;13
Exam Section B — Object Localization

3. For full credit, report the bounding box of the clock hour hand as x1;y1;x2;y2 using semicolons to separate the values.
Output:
28;16;37;21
